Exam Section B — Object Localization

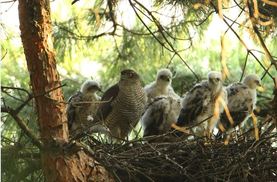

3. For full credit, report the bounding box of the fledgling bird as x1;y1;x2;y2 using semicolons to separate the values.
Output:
144;68;180;104
175;71;227;137
95;69;147;139
217;74;261;136
141;96;181;137
67;80;101;134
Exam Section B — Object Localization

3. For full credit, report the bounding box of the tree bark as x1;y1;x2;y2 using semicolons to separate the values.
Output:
18;0;114;181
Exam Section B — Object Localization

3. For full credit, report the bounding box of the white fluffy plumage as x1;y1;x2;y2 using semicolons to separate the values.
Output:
217;74;261;134
144;68;180;104
176;71;227;137
141;96;181;137
67;80;101;134
80;80;101;100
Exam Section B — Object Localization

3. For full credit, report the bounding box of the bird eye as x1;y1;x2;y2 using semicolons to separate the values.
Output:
255;80;261;85
216;78;220;81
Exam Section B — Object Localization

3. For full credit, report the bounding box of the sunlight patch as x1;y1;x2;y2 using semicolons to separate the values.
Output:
79;59;102;80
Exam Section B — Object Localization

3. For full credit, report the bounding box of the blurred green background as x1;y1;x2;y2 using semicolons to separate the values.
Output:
1;0;276;181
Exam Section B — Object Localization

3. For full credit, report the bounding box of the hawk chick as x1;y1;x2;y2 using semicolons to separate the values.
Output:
217;74;261;135
176;71;227;137
141;96;181;137
67;80;101;134
144;68;179;104
95;69;147;139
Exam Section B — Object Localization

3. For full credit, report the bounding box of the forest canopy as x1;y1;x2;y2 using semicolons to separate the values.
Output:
1;0;276;181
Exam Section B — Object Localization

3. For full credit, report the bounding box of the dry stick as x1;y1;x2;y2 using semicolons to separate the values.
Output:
128;1;171;51
166;52;177;68
210;2;274;81
15;84;66;114
107;0;117;34
1;86;31;96
146;142;184;170
1;106;43;149
224;6;245;36
135;0;200;81
2;90;26;103
129;0;200;81
54;23;116;41
246;0;277;71
1;84;67;148
117;23;159;36
70;98;113;106
240;51;250;82
1;49;7;61
233;0;247;11
250;49;277;59
222;9;245;82
1;86;33;114
195;11;215;26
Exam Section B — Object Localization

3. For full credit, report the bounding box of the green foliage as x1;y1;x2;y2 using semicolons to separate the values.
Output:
1;0;276;181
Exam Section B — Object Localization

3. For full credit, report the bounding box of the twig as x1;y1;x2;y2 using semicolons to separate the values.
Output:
209;1;274;81
1;106;44;149
1;49;7;61
240;51;249;82
246;0;277;70
129;0;200;81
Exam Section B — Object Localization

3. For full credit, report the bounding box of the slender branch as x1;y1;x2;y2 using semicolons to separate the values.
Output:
246;0;277;70
54;22;117;41
1;86;31;96
2;106;44;149
1;49;7;61
2;84;66;115
209;1;274;81
224;7;245;35
107;0;117;34
240;51;249;82
129;0;200;81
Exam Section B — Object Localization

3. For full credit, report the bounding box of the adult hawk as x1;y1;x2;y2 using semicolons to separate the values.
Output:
95;69;147;139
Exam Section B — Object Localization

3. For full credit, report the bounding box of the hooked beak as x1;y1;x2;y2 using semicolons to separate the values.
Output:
210;78;221;84
160;75;171;82
97;87;103;93
257;85;265;92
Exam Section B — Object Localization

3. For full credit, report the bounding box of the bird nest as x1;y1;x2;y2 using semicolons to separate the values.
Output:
74;119;276;182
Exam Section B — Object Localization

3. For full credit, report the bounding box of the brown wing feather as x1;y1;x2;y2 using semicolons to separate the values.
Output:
95;84;119;121
66;91;82;129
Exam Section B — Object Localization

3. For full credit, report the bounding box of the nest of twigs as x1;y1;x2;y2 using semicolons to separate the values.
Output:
76;120;277;182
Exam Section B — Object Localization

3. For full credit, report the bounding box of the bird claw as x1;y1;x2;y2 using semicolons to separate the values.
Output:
171;123;190;134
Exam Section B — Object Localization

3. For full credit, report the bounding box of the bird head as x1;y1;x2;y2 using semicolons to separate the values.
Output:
156;68;172;85
208;71;223;91
81;80;101;94
120;69;140;83
243;74;261;89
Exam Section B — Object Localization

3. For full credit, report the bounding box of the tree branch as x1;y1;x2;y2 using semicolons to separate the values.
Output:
209;1;274;81
246;0;277;71
2;106;44;149
129;0;200;81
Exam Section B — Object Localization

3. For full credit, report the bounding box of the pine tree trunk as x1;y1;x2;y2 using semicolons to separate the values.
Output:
18;0;114;181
